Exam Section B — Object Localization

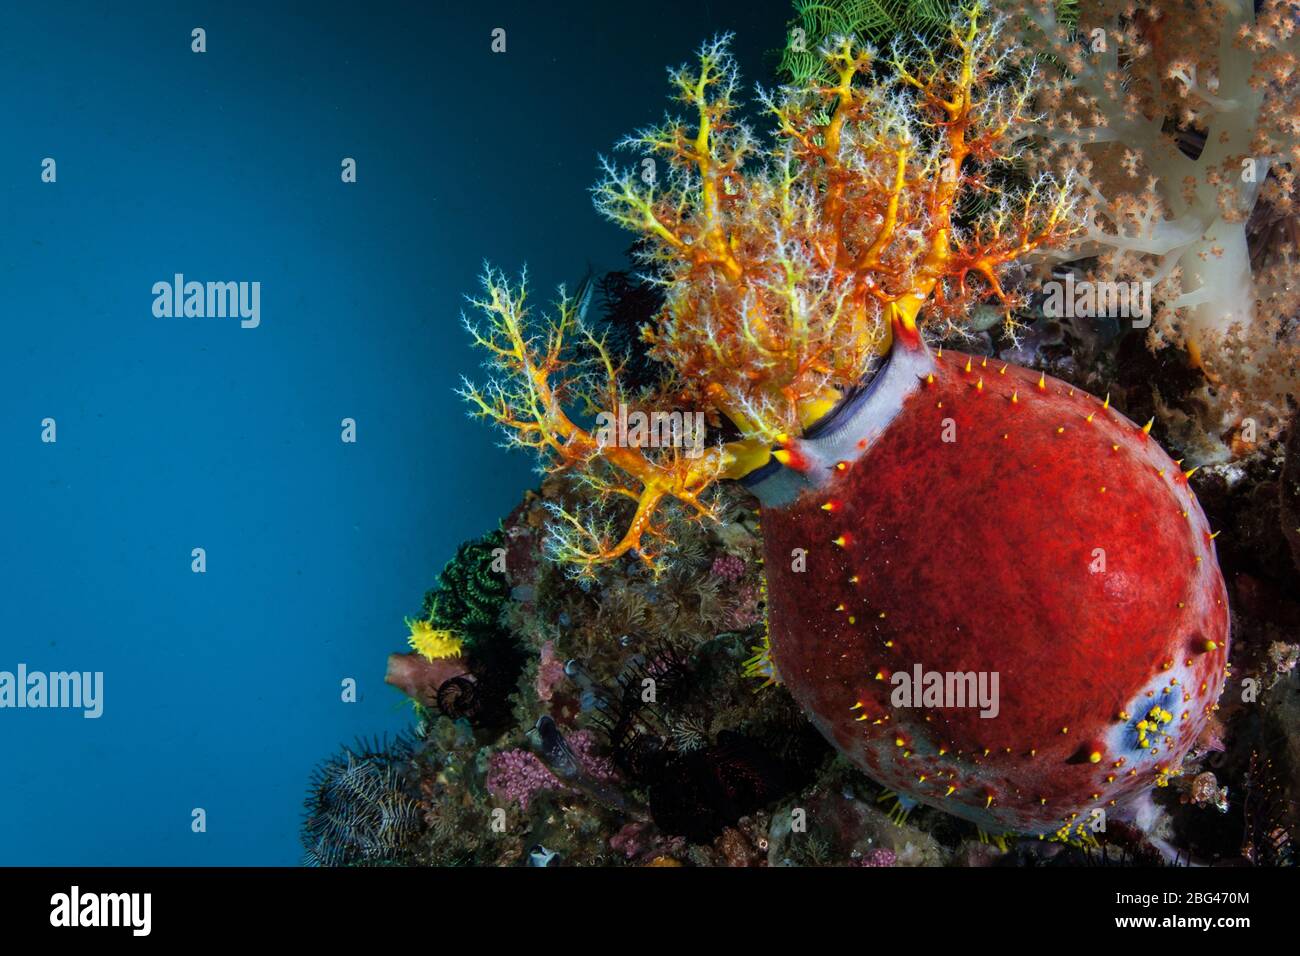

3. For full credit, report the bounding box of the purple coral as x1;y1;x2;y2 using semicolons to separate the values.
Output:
610;822;652;859
486;728;621;813
610;820;685;862
710;554;747;582
858;847;897;867
567;729;619;784
485;749;565;811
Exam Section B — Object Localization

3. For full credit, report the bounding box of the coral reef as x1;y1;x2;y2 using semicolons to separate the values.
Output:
398;528;526;729
315;415;1295;865
304;0;1298;868
455;0;1234;841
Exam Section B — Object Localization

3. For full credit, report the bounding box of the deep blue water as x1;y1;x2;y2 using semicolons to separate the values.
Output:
0;1;789;864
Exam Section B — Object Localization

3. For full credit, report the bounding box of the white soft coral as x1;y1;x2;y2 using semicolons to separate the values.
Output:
1007;0;1300;458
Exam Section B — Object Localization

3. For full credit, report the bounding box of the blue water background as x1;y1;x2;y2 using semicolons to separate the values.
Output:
0;1;788;864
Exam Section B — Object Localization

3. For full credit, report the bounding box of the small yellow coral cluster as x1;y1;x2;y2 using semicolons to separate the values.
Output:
406;618;463;661
460;2;1076;573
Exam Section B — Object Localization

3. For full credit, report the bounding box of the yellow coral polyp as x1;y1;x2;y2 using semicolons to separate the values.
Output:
406;618;463;661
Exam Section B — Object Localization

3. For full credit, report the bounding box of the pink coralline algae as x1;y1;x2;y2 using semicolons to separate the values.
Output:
485;731;618;811
535;640;567;702
486;749;565;811
567;729;618;783
610;821;652;859
710;554;747;582
610;820;684;862
857;847;897;868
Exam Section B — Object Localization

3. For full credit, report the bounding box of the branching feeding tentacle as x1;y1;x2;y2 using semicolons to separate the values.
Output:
463;1;1082;573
